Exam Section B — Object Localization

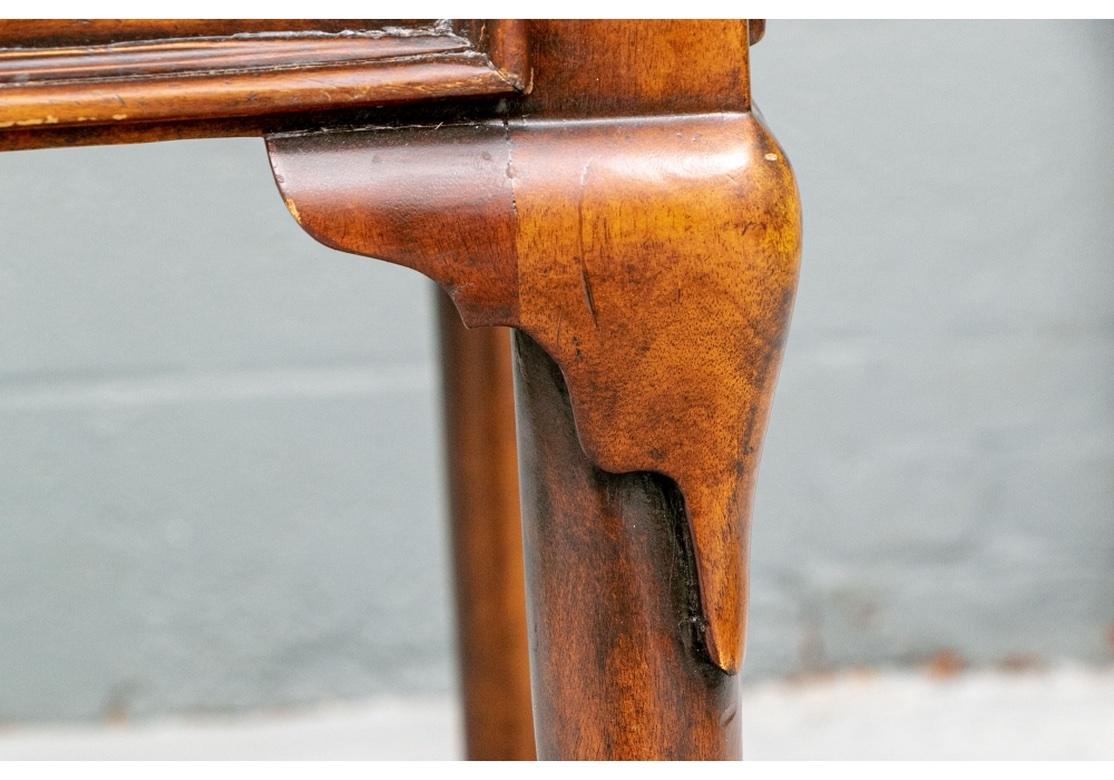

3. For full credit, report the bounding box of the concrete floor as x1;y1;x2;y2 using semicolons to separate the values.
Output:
1;665;1111;760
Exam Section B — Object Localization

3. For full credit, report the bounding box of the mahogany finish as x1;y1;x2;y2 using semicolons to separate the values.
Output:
0;20;525;136
0;20;408;46
519;20;751;117
0;19;801;760
513;332;741;759
267;23;801;676
267;20;800;758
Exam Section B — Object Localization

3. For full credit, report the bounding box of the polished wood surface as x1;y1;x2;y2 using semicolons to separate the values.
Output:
5;19;800;759
267;40;800;675
513;331;741;759
269;19;800;758
0;20;525;139
0;20;413;45
438;295;535;760
519;20;751;116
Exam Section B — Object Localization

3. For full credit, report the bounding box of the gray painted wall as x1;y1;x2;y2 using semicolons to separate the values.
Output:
1;21;1112;723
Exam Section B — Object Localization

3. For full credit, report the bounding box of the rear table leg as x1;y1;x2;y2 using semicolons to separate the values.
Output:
438;292;535;760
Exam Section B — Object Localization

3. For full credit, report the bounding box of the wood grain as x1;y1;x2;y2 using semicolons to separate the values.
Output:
513;331;741;759
519;20;750;116
265;20;801;758
267;109;801;674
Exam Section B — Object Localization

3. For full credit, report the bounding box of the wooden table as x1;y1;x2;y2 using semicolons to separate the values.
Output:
0;19;801;760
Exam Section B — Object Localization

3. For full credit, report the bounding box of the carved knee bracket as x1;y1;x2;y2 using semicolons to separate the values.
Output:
266;110;800;674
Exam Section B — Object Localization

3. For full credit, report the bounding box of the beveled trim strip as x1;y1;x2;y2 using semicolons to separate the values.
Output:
0;20;526;137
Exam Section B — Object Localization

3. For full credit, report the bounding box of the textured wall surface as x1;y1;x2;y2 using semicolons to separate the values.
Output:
1;21;1112;723
746;20;1114;676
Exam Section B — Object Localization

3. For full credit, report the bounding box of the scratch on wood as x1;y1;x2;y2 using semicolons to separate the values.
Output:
577;162;598;326
502;118;519;219
0;115;60;127
283;196;302;224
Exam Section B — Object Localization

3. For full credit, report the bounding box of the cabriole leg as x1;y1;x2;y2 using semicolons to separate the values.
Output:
512;331;740;760
266;21;800;761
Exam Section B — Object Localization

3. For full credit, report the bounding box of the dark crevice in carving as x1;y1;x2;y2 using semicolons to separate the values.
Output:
265;109;802;675
519;327;723;675
648;471;722;679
